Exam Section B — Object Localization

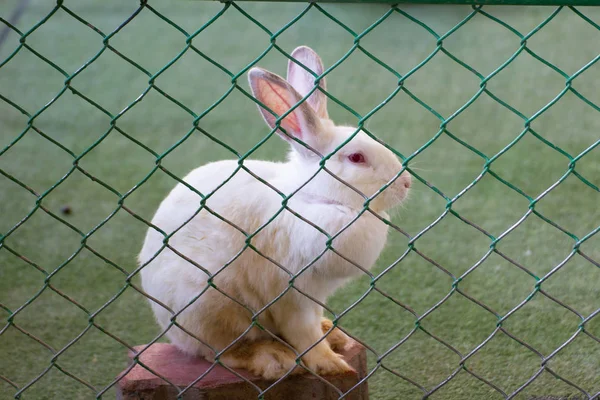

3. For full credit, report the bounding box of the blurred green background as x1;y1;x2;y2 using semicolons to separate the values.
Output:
1;1;599;399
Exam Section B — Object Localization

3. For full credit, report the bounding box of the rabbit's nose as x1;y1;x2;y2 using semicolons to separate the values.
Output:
402;174;412;189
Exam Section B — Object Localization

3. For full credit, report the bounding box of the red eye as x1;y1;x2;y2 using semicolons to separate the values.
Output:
348;153;366;164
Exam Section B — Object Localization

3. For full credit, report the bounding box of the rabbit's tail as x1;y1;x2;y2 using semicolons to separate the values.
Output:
220;339;303;380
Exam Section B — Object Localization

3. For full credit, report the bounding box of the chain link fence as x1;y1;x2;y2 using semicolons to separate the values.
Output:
1;0;599;399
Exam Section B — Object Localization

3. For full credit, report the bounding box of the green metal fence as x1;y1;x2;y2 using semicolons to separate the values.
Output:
1;0;599;399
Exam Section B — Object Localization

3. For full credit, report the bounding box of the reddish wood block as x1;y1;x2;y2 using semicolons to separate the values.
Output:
116;340;369;400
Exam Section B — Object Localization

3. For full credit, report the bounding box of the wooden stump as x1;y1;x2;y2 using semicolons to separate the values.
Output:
116;339;369;400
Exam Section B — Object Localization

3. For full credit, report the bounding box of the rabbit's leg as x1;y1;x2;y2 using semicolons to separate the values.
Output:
219;339;302;380
276;311;353;376
321;318;349;351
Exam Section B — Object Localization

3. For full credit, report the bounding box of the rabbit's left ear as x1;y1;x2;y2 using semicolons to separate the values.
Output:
287;46;329;120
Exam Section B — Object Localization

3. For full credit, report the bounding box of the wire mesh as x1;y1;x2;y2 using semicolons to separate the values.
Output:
1;0;599;399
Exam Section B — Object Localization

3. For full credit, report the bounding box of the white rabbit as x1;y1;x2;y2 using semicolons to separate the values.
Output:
139;46;411;380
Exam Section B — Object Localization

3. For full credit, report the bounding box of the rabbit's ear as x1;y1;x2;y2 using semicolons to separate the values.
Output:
287;46;329;120
249;67;325;158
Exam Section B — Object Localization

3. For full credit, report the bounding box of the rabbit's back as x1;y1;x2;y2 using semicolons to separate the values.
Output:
138;159;290;354
139;159;286;279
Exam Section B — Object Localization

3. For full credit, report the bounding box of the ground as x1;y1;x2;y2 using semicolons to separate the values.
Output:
0;1;599;399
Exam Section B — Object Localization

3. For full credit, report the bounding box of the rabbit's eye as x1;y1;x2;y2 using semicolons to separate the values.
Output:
348;153;366;164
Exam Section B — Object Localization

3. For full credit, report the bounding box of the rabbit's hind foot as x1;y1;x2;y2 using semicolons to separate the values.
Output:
220;339;302;381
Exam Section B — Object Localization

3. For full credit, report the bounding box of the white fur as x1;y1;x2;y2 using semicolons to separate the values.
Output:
139;46;411;374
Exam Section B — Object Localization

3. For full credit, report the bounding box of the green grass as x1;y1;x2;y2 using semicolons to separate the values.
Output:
1;1;599;399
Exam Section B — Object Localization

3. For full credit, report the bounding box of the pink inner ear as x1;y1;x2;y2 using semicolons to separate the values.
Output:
258;80;302;139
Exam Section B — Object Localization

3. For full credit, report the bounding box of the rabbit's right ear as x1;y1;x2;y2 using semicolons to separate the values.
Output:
287;46;329;120
249;67;325;159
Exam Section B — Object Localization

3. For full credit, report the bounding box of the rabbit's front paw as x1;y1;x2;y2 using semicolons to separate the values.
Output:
321;318;349;351
304;345;354;376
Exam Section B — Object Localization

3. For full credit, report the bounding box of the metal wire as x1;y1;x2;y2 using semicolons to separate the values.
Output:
1;1;599;399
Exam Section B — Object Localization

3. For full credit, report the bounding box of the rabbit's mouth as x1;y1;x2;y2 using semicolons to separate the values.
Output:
368;175;411;213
